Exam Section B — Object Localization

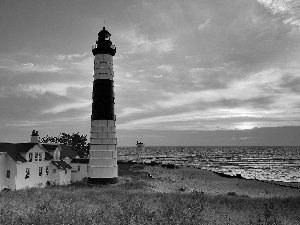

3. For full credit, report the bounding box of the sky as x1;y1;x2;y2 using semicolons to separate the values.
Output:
0;0;300;146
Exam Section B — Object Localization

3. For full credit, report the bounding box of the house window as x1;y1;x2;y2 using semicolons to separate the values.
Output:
35;152;38;162
78;165;80;172
39;167;43;176
6;170;10;178
25;168;30;179
53;169;56;174
39;153;42;161
46;166;49;175
65;170;68;175
54;151;59;160
29;153;33;162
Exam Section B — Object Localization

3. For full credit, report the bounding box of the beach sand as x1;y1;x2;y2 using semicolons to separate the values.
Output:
139;165;300;198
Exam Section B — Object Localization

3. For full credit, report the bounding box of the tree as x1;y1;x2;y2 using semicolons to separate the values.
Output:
40;132;90;158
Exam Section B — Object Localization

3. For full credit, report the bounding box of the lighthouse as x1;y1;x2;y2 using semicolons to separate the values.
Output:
88;27;118;184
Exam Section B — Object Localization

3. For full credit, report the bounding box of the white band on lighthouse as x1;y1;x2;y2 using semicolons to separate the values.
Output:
94;54;114;80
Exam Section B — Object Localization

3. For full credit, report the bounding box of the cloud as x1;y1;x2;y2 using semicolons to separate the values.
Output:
118;107;144;118
157;65;173;73
117;66;300;131
0;61;62;73
118;104;300;131
156;67;300;108
70;56;94;74
120;26;174;54
56;53;88;60
198;18;211;30
0;51;94;106
112;1;300;135
5;120;49;127
17;83;86;96
42;100;90;114
117;108;254;130
0;51;92;125
257;0;300;27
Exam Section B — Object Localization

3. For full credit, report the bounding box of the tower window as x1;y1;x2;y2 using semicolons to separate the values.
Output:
6;170;10;178
28;153;33;162
25;168;30;179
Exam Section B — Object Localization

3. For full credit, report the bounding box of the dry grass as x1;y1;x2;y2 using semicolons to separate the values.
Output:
0;163;300;224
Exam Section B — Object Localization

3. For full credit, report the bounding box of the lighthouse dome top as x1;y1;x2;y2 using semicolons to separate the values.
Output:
98;27;111;41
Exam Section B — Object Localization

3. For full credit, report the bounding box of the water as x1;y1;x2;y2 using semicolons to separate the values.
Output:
117;146;300;183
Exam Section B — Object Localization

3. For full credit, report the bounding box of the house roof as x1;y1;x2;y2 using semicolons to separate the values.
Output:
51;160;72;170
41;143;59;152
15;143;38;152
44;152;53;160
0;143;38;153
0;142;78;162
41;143;78;159
70;158;89;164
0;143;14;153
0;143;38;162
7;151;27;162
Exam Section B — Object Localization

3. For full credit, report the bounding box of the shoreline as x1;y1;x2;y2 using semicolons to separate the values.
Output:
212;170;300;189
119;160;300;198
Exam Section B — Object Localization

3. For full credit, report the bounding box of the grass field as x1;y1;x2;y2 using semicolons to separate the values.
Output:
1;163;300;224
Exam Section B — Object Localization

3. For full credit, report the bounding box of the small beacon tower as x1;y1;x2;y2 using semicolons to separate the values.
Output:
88;27;118;184
136;141;145;160
136;141;145;152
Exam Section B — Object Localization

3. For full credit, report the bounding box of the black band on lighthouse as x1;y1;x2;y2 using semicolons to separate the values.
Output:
92;79;115;120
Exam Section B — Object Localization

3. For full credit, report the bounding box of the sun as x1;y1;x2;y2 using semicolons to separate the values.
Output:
235;122;256;130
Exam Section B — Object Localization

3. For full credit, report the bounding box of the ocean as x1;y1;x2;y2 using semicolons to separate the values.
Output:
117;146;300;183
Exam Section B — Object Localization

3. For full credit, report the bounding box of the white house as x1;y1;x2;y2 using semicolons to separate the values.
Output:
70;158;89;182
0;131;78;190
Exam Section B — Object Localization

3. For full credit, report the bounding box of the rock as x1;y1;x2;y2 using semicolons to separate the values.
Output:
179;187;186;192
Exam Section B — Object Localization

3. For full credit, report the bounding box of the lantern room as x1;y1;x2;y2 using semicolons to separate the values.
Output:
92;27;116;56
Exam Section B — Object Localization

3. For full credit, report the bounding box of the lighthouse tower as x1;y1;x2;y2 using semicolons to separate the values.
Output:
88;27;118;184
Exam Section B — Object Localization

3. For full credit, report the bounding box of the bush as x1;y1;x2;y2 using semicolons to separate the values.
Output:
226;191;238;196
131;164;145;170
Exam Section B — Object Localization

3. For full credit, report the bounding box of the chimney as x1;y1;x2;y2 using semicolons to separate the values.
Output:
31;130;39;143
